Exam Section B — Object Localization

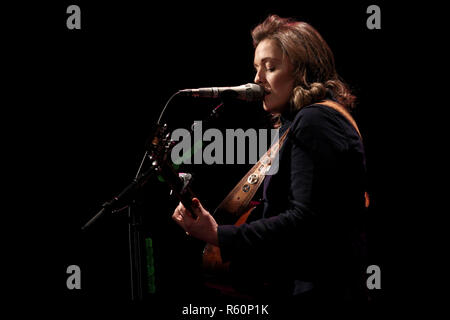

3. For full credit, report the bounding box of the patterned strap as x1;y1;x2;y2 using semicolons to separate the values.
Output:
212;127;291;223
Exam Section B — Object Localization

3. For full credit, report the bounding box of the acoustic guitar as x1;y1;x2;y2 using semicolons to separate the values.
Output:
147;123;289;276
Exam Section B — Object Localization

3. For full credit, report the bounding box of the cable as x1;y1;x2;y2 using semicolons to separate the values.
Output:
157;90;181;125
134;151;148;179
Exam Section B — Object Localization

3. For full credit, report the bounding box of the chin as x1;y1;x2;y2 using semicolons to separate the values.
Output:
263;102;283;114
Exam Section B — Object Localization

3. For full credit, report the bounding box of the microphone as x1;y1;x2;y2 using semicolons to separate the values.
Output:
178;83;265;101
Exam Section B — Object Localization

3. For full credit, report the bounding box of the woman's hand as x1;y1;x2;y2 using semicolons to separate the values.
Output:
172;198;219;246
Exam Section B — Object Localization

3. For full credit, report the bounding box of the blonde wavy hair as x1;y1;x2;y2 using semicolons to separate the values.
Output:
252;15;356;126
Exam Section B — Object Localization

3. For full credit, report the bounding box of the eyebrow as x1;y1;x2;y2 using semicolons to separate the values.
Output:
254;57;281;68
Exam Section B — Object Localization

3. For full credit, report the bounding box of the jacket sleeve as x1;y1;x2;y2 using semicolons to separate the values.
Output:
217;106;347;262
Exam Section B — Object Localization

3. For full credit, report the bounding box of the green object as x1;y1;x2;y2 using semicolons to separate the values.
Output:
172;139;204;165
145;237;156;294
157;139;202;182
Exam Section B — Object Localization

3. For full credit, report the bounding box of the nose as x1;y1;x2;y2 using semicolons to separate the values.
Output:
254;69;265;85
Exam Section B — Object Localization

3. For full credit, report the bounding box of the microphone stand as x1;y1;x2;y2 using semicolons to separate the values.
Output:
127;199;144;301
81;98;229;301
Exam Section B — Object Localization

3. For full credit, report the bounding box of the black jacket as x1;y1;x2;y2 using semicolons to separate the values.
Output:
217;98;368;301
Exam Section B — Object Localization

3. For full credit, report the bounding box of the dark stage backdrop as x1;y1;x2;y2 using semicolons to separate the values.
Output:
5;0;432;316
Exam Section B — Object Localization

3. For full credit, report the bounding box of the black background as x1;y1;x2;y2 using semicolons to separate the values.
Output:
5;0;436;316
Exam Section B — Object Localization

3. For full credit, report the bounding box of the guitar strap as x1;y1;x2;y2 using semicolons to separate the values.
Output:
212;126;291;223
213;99;369;223
317;100;370;208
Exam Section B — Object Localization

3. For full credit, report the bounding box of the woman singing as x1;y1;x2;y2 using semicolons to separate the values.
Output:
172;14;368;306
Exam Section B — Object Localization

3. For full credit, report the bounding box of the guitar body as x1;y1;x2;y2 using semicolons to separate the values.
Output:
202;206;255;273
201;206;256;298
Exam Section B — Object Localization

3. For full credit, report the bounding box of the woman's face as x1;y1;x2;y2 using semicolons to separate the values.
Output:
254;38;295;114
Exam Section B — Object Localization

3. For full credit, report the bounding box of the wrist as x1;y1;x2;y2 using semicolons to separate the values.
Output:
209;223;219;246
